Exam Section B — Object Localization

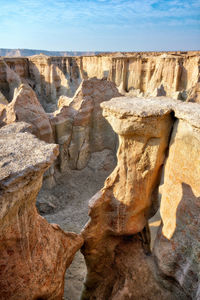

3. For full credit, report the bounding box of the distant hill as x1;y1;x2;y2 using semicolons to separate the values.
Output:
0;48;101;57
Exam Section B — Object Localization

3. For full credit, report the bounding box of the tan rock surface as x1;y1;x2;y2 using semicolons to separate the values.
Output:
1;52;200;114
154;103;200;299
0;54;199;299
82;233;177;300
58;95;73;108
51;78;121;171
28;55;82;111
36;148;117;300
0;123;83;300
81;97;175;299
0;83;53;142
0;91;8;105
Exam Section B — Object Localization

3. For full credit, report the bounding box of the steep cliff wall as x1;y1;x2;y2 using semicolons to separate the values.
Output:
0;52;199;113
81;97;200;300
50;78;121;171
154;103;200;299
0;76;120;173
0;56;199;299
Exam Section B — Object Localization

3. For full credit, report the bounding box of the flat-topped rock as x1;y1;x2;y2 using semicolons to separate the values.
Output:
174;101;200;128
101;96;177;117
101;96;200;128
0;122;83;299
101;97;175;136
0;123;58;186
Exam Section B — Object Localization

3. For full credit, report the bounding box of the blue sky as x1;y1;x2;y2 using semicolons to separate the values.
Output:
0;0;199;51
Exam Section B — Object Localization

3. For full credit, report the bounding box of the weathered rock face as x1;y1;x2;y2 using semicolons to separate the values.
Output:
0;123;83;300
0;84;53;142
99;97;174;234
81;97;200;300
28;52;200;106
81;97;176;299
154;102;200;299
28;55;83;112
82;230;176;300
0;91;8;105
0;52;200;113
0;55;199;299
50;78;121;171
0;58;22;102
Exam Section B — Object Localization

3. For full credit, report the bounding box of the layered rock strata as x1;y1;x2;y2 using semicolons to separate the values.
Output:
50;77;121;171
81;97;200;299
27;52;200;107
0;123;83;300
0;52;200;113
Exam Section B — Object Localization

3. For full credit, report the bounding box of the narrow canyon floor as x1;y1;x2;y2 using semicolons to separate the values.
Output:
37;150;117;300
36;149;161;300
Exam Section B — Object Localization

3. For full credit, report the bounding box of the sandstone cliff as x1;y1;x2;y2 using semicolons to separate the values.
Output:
0;57;199;299
154;102;200;299
0;52;199;113
50;78;121;171
81;97;200;300
0;123;83;299
0;84;53;142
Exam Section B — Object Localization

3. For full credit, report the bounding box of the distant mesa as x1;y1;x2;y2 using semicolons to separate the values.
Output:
0;48;101;57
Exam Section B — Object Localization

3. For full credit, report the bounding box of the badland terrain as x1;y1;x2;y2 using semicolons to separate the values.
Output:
0;51;199;300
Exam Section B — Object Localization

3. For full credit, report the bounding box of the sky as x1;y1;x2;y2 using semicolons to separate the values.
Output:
0;0;199;51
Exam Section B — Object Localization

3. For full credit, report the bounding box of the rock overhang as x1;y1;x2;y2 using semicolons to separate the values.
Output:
101;96;200;128
0;122;59;187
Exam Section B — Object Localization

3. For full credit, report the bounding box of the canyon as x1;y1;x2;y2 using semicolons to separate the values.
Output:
0;51;199;112
0;52;199;300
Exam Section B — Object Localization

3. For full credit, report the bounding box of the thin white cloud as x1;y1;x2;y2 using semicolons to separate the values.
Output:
0;0;199;31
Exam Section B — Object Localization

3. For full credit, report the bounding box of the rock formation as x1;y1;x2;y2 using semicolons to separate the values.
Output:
81;97;200;299
0;53;199;299
154;102;200;299
0;91;8;105
81;97;174;299
50;77;121;171
0;52;200;113
0;123;83;300
27;52;200;106
0;84;53;142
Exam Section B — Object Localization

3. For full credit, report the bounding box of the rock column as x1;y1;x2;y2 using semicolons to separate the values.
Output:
81;97;175;299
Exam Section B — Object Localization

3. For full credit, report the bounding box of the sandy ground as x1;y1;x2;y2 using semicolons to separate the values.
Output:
37;149;161;300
